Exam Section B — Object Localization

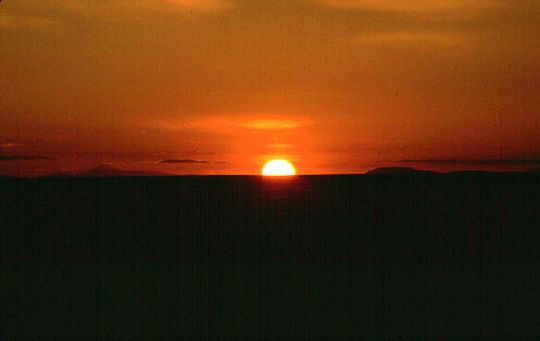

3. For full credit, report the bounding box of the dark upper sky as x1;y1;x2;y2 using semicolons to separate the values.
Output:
1;0;538;175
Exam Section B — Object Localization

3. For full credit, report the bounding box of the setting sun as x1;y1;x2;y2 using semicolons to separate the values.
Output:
262;159;296;176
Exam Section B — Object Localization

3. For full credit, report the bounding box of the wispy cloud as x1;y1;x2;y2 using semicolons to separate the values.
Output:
158;115;313;134
192;115;310;132
51;0;231;16
160;159;209;164
240;118;303;130
399;159;540;166
312;0;503;13
0;155;56;161
0;143;23;149
164;0;231;12
0;12;58;30
0;0;231;28
347;31;470;48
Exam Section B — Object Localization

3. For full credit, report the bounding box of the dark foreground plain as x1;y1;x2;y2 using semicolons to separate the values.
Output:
2;173;539;338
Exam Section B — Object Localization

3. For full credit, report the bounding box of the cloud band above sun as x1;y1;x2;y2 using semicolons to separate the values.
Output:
156;115;313;134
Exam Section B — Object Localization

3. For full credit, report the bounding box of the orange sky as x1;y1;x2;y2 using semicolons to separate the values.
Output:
1;0;539;176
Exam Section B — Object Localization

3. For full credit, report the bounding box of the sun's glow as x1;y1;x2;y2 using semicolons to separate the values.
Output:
262;159;296;176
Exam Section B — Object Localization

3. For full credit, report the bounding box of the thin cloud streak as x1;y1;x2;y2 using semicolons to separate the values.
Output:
312;0;503;13
157;115;313;134
0;155;56;161
44;0;231;15
160;159;209;164
165;0;231;12
0;143;23;149
346;31;471;48
0;12;58;30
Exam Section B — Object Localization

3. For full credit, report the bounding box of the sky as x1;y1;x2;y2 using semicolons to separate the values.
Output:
1;0;539;176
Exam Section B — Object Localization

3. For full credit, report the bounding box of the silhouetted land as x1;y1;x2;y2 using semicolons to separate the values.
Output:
2;173;539;338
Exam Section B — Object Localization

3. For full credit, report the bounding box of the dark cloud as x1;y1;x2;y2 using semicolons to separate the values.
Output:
160;159;209;164
0;155;55;161
366;167;435;175
398;159;540;166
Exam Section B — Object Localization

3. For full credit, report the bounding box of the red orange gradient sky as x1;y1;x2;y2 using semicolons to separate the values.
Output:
1;0;539;176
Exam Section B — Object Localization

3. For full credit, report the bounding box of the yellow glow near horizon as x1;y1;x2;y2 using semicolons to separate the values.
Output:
262;159;296;176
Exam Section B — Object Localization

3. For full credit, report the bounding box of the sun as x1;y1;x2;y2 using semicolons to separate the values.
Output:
262;159;296;176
